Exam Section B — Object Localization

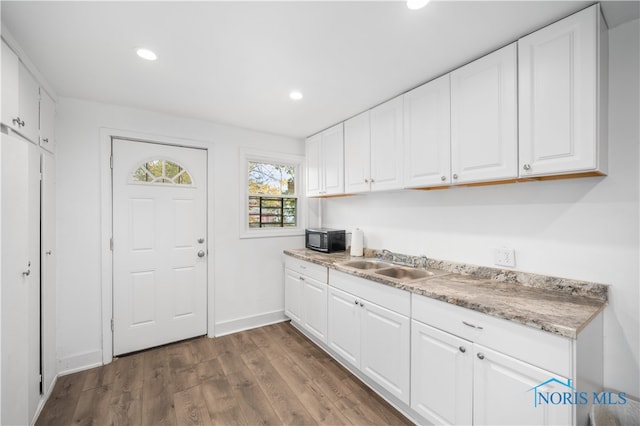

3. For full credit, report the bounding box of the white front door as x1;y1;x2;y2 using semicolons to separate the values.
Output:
112;138;207;355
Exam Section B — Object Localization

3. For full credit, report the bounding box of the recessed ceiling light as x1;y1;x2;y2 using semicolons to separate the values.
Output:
289;91;303;100
406;0;430;10
136;48;157;61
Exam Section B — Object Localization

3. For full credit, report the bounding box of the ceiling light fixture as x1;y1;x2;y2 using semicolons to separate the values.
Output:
406;0;430;10
289;91;303;100
136;48;157;61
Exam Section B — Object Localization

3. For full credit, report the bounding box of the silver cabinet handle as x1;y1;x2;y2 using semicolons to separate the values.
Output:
462;321;483;330
22;270;31;276
441;176;446;181
197;238;205;243
299;277;305;281
523;164;531;171
452;174;458;180
42;138;49;143
459;346;466;353
197;250;205;258
354;300;358;305
477;352;485;360
370;179;375;183
359;302;364;307
46;250;52;255
364;179;369;183
13;117;25;127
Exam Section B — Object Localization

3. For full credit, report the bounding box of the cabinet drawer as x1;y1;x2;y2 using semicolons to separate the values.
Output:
412;294;572;377
284;256;327;283
329;270;410;317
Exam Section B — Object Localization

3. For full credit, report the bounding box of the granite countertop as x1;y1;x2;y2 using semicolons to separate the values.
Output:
283;248;608;339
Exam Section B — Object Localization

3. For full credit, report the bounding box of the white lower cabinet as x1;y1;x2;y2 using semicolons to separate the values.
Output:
328;270;411;405
284;257;328;343
411;293;601;426
473;345;571;426
411;320;473;425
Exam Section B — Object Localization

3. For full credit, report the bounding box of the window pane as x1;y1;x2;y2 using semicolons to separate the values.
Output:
248;161;295;195
247;195;296;229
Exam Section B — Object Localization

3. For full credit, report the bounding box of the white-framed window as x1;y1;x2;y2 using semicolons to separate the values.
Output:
240;148;305;238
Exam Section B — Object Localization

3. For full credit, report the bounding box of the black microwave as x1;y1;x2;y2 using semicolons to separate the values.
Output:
305;228;346;253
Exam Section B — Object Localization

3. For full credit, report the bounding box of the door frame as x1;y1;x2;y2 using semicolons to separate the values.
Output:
99;128;216;364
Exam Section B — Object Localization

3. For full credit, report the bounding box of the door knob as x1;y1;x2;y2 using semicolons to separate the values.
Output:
197;250;206;258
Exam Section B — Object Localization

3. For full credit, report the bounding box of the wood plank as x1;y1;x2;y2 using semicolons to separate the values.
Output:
200;377;248;426
70;384;112;425
263;346;351;425
242;349;318;425
83;362;116;391
174;385;213;426
189;336;219;363
35;371;88;426
217;335;248;375
196;357;226;383
226;358;282;425
166;340;196;370
107;387;142;426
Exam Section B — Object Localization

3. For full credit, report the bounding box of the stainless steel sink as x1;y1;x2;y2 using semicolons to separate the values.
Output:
374;267;434;280
340;260;392;270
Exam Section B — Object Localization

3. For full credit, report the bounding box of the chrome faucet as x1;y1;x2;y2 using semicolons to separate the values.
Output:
381;249;429;269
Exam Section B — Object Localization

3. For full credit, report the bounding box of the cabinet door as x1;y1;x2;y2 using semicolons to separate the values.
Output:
39;89;56;153
519;5;602;177
370;96;404;191
284;269;303;324
327;286;360;368
302;276;328;343
404;74;452;188
18;62;40;144
411;321;473;425
360;298;410;404
305;133;322;197
344;111;371;193
473;345;571;426
1;40;20;132
451;43;518;184
1;134;41;426
321;123;344;196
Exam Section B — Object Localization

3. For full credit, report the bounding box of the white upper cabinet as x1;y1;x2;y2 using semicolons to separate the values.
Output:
519;4;607;178
451;43;518;185
305;123;344;197
39;89;56;153
2;40;43;145
344;111;371;193
369;96;404;191
403;74;451;188
345;97;404;193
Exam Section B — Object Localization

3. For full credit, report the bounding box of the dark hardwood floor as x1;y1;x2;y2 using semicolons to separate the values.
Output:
36;321;413;426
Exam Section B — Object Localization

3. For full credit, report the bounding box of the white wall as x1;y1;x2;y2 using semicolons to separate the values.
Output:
324;19;640;398
55;98;304;372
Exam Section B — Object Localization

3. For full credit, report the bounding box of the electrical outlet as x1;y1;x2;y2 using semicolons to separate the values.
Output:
494;247;516;268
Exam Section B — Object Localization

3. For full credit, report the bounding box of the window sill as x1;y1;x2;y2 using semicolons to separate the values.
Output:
239;228;305;239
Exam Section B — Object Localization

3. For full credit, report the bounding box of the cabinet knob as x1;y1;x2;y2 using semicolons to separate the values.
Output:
42;138;49;143
452;174;458;180
354;300;359;305
46;250;52;255
359;302;364;307
22;269;31;277
459;346;466;353
370;179;375;183
523;164;531;171
441;176;446;181
197;250;206;258
364;179;369;183
477;352;485;360
13;117;25;127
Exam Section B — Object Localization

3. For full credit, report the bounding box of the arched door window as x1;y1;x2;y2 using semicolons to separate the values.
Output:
131;159;193;185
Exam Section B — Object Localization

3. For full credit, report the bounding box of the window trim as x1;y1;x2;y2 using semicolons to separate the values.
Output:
239;148;305;239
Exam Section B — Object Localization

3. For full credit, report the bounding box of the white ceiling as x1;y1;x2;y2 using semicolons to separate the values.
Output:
2;1;638;139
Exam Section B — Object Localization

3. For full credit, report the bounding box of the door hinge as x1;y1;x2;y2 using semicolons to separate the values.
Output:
111;318;114;332
110;238;113;251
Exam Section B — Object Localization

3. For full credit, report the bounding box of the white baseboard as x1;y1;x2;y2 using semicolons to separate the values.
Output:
57;350;103;376
215;310;287;337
